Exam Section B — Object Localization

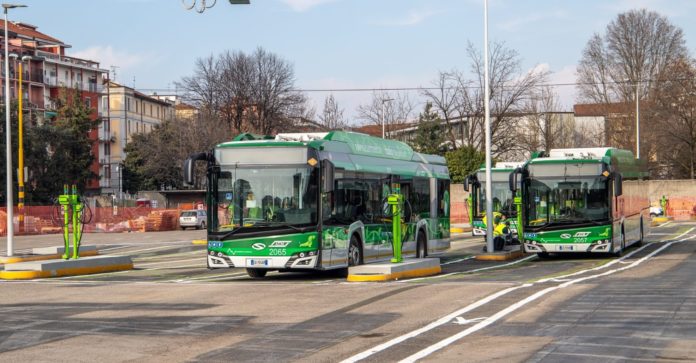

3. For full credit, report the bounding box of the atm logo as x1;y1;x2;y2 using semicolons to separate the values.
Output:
251;243;266;250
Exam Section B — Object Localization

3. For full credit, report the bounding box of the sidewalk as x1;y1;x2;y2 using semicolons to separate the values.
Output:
450;223;472;235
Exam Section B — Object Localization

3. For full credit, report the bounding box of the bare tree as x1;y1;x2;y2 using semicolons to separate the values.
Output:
576;9;688;168
318;94;346;130
422;71;463;149
519;86;573;156
652;57;696;179
177;47;309;136
357;90;416;138
424;41;548;159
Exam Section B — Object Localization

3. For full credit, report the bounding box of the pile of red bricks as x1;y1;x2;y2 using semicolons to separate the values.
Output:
144;210;179;232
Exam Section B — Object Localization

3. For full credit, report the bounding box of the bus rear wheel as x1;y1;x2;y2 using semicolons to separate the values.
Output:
416;231;427;258
348;235;363;266
613;234;625;257
636;220;644;247
246;268;267;278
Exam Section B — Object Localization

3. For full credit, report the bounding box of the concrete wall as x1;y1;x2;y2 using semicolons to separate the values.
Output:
648;180;696;220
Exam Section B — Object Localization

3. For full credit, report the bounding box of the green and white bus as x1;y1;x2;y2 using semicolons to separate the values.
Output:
464;162;524;237
185;131;451;278
509;148;649;257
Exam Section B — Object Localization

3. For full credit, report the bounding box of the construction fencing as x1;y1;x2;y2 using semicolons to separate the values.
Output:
0;205;188;236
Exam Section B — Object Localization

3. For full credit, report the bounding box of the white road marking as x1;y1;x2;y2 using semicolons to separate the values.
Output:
136;257;203;267
536;227;695;284
452;317;486;325
441;256;475;265
339;284;531;363
398;231;696;362
406;255;536;282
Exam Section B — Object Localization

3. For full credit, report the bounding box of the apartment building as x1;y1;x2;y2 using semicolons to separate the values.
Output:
0;21;107;192
100;82;174;195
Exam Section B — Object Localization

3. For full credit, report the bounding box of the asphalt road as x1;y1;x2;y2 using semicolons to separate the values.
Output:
1;221;695;362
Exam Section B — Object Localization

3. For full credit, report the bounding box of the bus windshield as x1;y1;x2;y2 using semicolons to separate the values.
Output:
524;176;609;228
476;177;516;217
215;166;318;231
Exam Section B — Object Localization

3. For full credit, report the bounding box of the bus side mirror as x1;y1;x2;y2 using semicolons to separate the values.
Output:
509;168;522;192
463;177;469;192
184;152;208;186
321;159;334;193
614;172;623;197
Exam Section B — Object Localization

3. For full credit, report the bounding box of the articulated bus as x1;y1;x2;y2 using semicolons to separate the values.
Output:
509;148;649;257
464;162;524;237
185;131;451;278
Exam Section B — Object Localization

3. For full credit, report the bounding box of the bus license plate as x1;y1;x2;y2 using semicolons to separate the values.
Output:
247;258;270;267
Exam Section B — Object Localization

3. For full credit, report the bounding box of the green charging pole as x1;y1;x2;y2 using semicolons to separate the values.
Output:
388;183;403;263
58;184;84;259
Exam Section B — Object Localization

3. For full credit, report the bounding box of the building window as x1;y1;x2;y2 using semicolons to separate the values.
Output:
105;142;111;156
135;100;138;113
101;96;108;113
84;97;91;109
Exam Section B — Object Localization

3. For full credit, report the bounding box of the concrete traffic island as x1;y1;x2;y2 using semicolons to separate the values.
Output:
347;258;441;282
475;245;524;261
0;245;99;265
0;255;133;280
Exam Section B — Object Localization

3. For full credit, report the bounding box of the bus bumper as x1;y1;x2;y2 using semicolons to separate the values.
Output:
207;253;318;269
524;240;612;253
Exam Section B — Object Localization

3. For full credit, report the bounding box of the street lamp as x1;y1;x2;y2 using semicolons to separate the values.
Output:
635;80;640;159
3;2;27;257
483;0;495;253
182;0;249;13
115;164;122;203
381;98;394;139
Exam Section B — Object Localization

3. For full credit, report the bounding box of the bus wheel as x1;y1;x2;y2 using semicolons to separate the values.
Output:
348;235;363;266
416;231;427;258
614;234;625;257
537;252;550;259
246;268;267;278
636;220;644;247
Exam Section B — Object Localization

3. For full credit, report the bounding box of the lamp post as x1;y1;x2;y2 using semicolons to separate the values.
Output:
635;80;640;159
483;0;494;253
116;164;122;204
182;0;249;13
381;98;393;139
3;3;27;257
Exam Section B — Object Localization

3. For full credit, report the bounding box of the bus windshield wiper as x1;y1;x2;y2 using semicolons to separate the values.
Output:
213;226;244;241
255;221;306;232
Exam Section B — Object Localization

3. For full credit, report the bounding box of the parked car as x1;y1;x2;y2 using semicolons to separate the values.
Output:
179;210;207;230
650;206;663;217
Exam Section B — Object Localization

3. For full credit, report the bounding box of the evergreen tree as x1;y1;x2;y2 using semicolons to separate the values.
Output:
445;146;486;184
24;87;98;203
411;102;446;155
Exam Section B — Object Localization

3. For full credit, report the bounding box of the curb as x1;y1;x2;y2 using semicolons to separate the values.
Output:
475;250;525;261
192;239;207;245
347;266;441;282
0;262;133;280
0;249;99;264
